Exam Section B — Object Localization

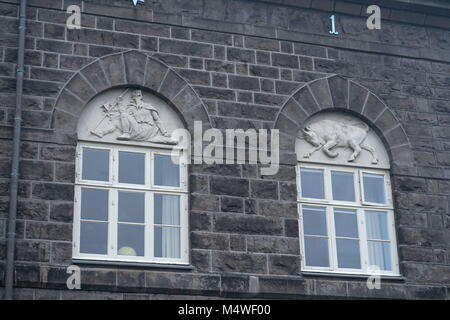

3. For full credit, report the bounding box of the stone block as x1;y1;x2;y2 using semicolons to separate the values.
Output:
100;53;126;86
212;251;267;274
228;75;259;91
309;77;333;109
32;183;73;201
258;200;297;219
220;196;244;213
17;200;49;221
123;50;147;85
250;180;278;200
268;254;301;275
272;53;299;69
191;231;229;250
244;36;279;51
26;221;72;241
160;38;212;58
190;194;219;212
227;47;255;63
51;241;72;264
213;214;283;235
292;86;320;115
247;235;299;254
191;249;211;272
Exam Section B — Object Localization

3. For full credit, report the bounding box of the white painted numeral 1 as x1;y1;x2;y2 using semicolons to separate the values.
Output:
329;15;339;35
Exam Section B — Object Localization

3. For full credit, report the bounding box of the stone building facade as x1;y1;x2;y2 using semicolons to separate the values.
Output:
0;0;449;299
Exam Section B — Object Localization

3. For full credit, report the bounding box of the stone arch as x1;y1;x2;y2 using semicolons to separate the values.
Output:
51;50;212;137
274;75;414;174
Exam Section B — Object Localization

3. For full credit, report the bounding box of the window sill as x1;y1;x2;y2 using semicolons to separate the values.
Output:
301;271;405;281
72;259;194;270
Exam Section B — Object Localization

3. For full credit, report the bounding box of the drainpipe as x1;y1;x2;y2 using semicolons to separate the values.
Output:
4;0;27;300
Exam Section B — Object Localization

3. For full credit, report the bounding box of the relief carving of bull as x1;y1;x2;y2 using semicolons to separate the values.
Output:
302;119;379;164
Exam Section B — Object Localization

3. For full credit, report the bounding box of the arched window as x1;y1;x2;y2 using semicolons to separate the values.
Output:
296;112;399;276
72;88;188;265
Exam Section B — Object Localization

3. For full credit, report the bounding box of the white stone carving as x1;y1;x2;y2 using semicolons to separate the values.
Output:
84;89;177;145
302;119;378;164
296;112;390;169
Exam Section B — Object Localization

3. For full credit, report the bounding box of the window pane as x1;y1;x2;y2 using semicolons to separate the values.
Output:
80;221;108;254
154;194;180;226
334;208;358;238
118;224;145;257
119;151;145;185
81;188;108;221
336;239;361;269
331;171;355;202
363;173;386;204
368;241;392;271
154;226;180;258
365;210;389;240
304;236;329;267
118;191;145;223
154;154;180;187
82;148;109;181
303;206;327;236
300;168;325;199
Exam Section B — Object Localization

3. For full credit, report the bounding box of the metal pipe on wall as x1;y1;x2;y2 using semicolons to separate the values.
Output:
4;0;28;300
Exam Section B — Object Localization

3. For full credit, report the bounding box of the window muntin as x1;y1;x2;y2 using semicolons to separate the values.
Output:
74;142;188;264
298;164;399;276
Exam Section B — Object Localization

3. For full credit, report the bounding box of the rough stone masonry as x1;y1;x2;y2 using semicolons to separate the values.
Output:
0;0;449;299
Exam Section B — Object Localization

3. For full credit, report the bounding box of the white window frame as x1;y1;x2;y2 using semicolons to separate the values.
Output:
297;163;400;276
73;141;189;265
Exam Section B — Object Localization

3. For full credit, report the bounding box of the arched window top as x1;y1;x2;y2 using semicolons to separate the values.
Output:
296;111;390;169
274;75;414;175
77;87;185;149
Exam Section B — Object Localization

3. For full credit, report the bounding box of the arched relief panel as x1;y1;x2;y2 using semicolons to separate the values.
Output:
51;50;212;138
274;75;414;174
77;88;185;149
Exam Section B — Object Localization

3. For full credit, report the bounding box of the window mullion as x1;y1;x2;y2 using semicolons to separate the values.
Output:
328;205;337;271
180;194;189;262
388;210;400;274
109;189;118;258
148;191;155;259
358;208;369;273
73;186;81;257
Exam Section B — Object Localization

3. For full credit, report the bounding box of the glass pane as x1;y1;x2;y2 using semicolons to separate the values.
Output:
331;171;355;202
80;221;108;254
302;206;327;236
154;226;180;258
368;241;392;271
82;147;109;181
118;224;145;257
336;239;361;269
154;194;180;226
118;191;145;223
300;168;325;199
363;173;386;204
304;236;329;267
365;210;389;240
80;188;108;221
119;151;145;185
154;154;180;187
334;208;358;238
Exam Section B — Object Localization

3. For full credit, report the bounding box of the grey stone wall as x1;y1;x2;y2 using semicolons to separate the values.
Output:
0;0;449;299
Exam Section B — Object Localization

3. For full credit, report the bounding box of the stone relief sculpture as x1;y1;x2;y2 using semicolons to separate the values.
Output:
90;89;177;145
302;119;379;164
